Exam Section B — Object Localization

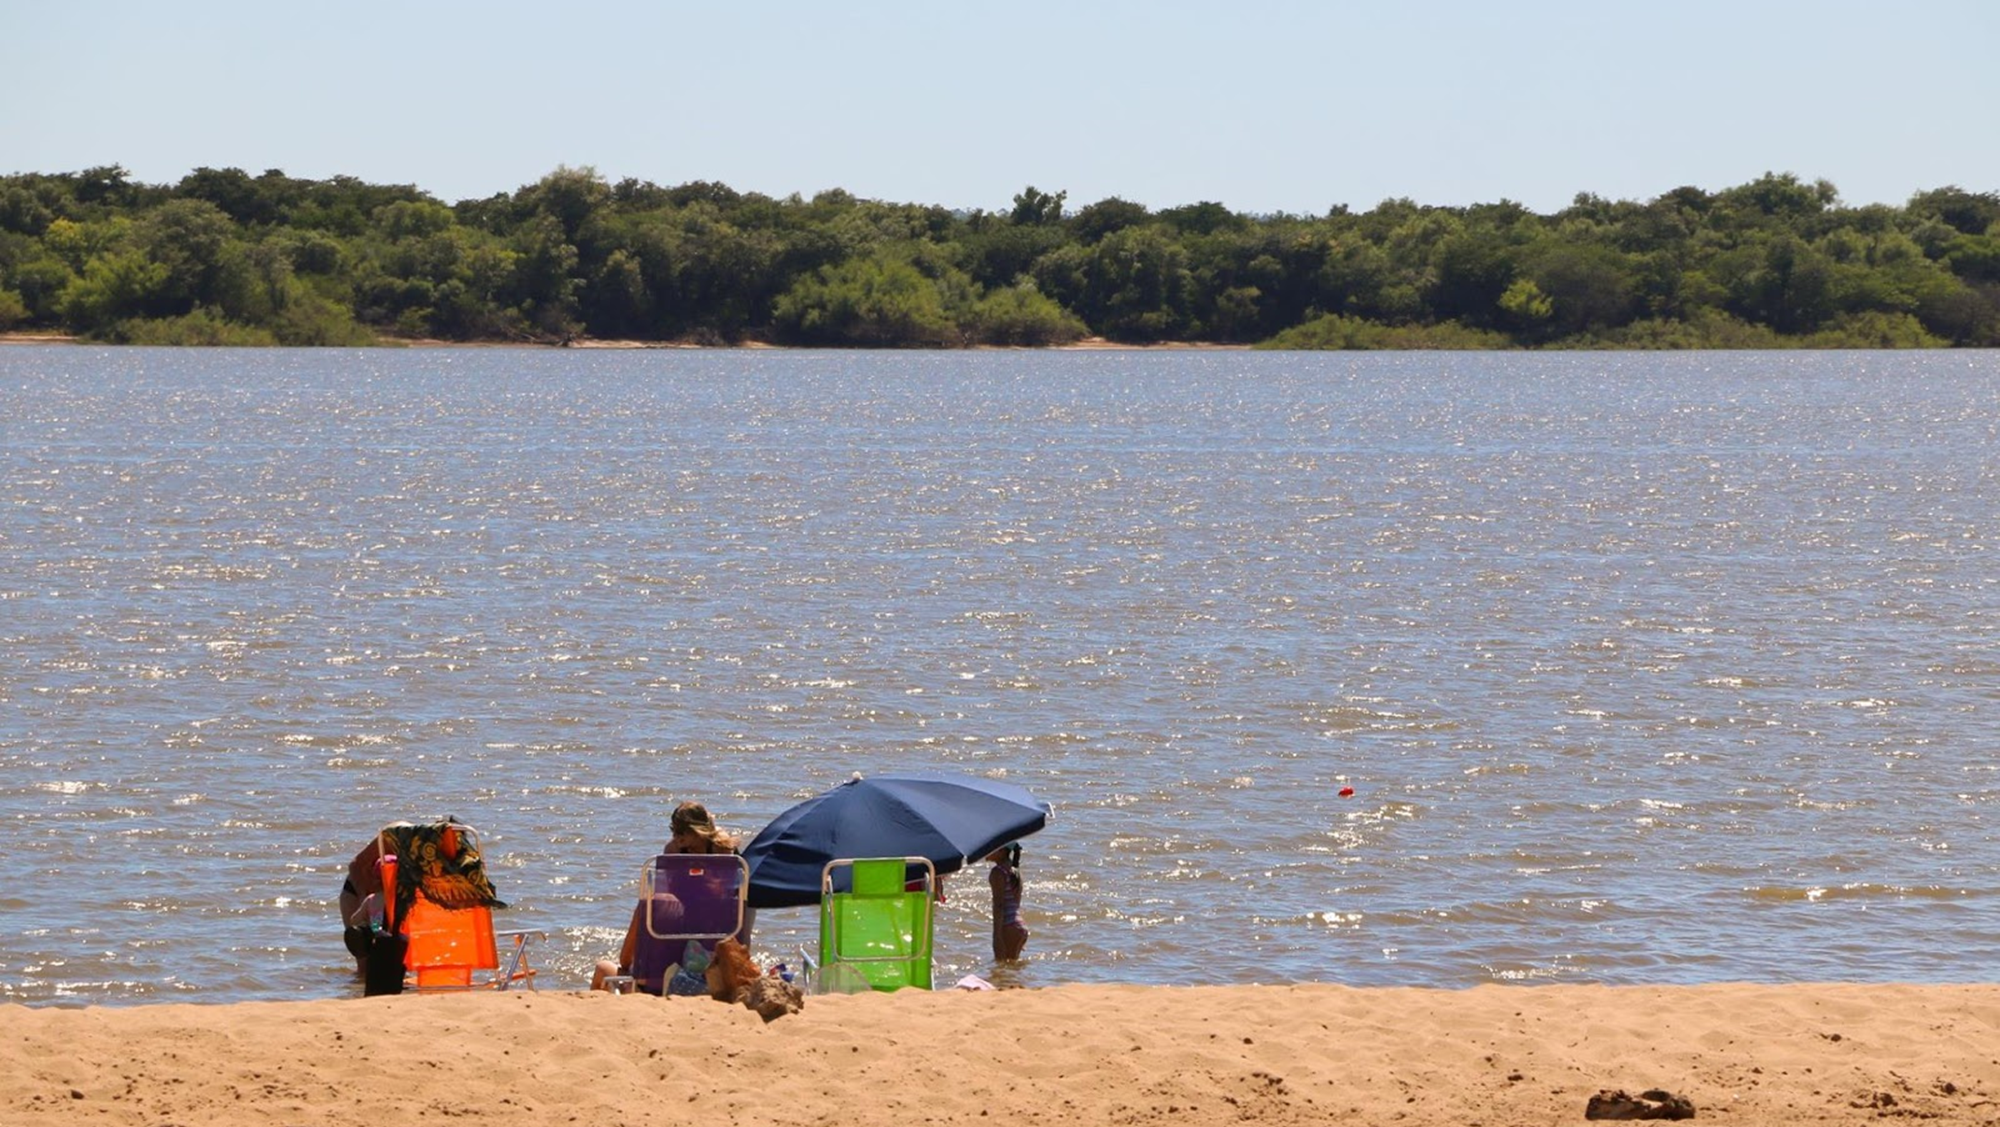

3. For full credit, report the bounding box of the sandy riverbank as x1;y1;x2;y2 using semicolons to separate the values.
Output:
4;982;1996;1126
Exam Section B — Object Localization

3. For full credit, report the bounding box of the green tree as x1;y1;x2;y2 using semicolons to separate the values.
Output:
428;243;522;339
3;253;78;323
956;220;1068;292
1069;197;1149;244
1523;243;1638;337
176;166;282;225
139;198;241;313
0;186;53;235
1730;235;1836;333
508;213;583;338
0;287;28;328
516;166;611;244
1497;278;1554;335
628;203;786;338
1427;227;1517;329
1311;239;1405;322
583;247;652;339
1158;201;1244;236
41;217;124;273
1076;225;1194;341
1907;186;2000;236
73;165;143;208
1716;172;1838;226
1942;234;2000;284
1009;186;1067;226
375;200;456;241
59;252;169;332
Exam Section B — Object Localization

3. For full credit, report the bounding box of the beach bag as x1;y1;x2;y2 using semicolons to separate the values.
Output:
363;931;409;996
663;939;712;996
666;968;709;996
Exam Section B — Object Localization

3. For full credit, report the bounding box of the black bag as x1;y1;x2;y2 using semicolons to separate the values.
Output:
363;931;409;996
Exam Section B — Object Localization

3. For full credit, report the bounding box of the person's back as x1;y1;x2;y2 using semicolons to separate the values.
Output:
593;800;749;991
339;823;412;972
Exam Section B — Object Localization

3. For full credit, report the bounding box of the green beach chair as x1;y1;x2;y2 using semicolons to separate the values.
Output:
817;857;935;992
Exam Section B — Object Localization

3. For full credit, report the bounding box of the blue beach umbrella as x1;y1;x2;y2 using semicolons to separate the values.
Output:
741;772;1053;909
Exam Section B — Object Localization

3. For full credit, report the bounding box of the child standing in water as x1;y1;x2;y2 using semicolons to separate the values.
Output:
986;843;1028;961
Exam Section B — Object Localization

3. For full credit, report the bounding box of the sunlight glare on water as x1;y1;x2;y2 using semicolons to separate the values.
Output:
1;346;1997;1003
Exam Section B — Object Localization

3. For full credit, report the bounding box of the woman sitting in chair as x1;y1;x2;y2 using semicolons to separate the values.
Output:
592;801;745;991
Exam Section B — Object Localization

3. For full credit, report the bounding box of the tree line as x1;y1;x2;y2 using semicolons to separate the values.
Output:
0;165;1996;348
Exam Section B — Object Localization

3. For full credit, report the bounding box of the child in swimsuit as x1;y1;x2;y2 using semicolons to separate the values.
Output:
986;843;1028;961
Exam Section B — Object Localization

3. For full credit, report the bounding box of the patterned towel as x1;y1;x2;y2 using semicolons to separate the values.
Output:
382;821;507;924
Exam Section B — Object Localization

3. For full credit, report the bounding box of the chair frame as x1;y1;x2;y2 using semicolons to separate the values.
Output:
641;853;750;943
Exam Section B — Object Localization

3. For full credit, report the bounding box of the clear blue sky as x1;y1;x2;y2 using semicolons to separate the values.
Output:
8;0;1996;215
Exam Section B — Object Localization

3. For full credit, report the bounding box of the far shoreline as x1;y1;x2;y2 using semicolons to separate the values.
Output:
7;332;1992;353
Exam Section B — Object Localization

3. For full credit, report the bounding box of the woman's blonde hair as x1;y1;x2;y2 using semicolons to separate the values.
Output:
669;801;736;853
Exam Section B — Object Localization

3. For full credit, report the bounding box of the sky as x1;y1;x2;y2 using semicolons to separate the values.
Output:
7;0;1997;216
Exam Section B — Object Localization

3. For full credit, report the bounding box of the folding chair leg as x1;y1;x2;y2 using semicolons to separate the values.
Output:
496;930;544;992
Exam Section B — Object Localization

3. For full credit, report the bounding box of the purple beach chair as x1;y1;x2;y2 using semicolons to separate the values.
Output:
629;853;750;996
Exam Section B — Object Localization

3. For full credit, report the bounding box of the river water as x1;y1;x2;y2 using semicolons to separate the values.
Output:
2;345;1996;1005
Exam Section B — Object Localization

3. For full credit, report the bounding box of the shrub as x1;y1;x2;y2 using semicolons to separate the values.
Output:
967;280;1088;346
1257;313;1511;350
1587;308;1789;349
108;308;276;345
1800;311;1946;349
269;293;377;346
771;254;957;347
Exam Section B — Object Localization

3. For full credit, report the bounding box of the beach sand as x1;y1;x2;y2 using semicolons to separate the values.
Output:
4;983;1997;1126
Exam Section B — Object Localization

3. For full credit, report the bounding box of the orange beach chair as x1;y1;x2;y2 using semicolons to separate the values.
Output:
375;820;543;992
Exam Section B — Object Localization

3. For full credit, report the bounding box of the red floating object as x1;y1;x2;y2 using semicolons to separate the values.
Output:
1338;786;1355;798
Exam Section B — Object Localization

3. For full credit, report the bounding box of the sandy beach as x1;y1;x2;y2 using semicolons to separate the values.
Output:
5;983;1996;1126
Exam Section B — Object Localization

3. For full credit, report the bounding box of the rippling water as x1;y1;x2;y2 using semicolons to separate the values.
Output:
2;345;1997;1005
